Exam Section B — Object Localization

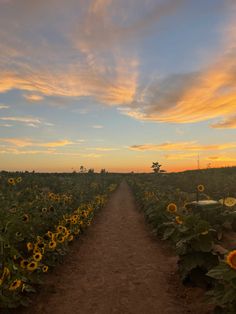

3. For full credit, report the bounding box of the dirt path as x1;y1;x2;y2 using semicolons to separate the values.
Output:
19;181;211;314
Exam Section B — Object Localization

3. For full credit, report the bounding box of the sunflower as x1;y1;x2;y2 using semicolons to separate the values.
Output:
175;216;183;225
27;242;33;251
22;214;29;223
49;206;55;212
33;252;43;262
8;178;15;185
224;197;236;207
27;261;38;271
20;259;29;269
48;240;57;250
197;184;205;192
68;235;74;242
16;177;22;183
15;232;22;237
3;267;10;278
42;265;48;273
57;235;65;243
226;250;236;269
167;203;177;213
74;229;80;235
47;231;53;238
9;279;22;291
37;242;46;249
56;225;64;233
41;207;48;213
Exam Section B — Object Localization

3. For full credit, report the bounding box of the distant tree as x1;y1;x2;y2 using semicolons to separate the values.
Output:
79;165;86;173
151;162;162;173
87;168;95;174
100;169;107;174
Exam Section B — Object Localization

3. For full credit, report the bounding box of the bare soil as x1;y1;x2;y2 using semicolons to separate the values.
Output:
17;181;213;314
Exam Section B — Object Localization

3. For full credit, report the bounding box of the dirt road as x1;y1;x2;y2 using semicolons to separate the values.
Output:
19;181;211;314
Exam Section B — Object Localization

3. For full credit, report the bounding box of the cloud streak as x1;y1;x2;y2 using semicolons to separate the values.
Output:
129;141;236;152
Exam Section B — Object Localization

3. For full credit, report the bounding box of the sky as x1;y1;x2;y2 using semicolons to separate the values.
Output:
0;0;236;173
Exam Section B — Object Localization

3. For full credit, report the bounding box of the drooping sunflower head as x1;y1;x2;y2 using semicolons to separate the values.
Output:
27;261;38;271
197;184;205;192
175;216;183;225
68;235;74;242
9;279;22;291
33;252;43;262
166;203;177;213
226;250;236;269
22;214;29;223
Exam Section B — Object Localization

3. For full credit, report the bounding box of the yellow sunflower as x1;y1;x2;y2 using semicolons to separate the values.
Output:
224;197;236;207
9;279;22;291
20;259;29;269
48;240;57;250
16;177;22;183
8;178;15;185
27;242;33;251
68;235;74;242
197;184;205;192
27;261;38;271
56;225;64;233
42;265;48;273
33;252;43;262
167;203;177;213
57;235;65;243
175;216;183;225
3;267;10;278
226;250;236;269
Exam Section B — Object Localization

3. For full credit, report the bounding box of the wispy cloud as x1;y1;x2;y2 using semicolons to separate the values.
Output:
0;138;33;147
120;4;236;127
211;115;236;129
92;125;104;129
0;104;9;109
86;147;119;151
129;141;236;152
0;0;186;107
0;138;74;148
40;140;74;148
207;155;236;162
23;94;44;102
0;116;54;128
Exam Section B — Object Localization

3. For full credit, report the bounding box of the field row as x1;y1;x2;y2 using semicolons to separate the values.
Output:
128;170;236;314
0;173;121;309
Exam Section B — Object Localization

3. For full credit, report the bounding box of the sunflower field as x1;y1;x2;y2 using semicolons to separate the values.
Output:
128;167;236;313
0;172;120;309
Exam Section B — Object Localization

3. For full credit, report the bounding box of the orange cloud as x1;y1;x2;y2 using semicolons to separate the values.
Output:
23;94;44;102
0;138;74;148
211;115;236;129
129;141;236;152
40;140;74;148
120;4;236;126
0;138;33;147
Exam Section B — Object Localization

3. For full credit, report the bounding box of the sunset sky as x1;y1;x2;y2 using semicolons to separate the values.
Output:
0;0;236;173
